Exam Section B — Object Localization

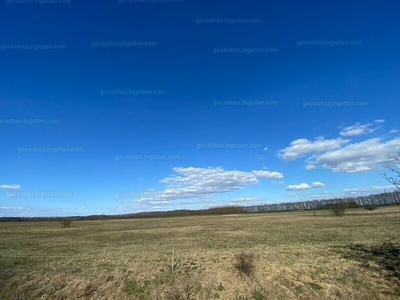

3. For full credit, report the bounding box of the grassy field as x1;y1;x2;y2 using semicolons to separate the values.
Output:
1;207;400;299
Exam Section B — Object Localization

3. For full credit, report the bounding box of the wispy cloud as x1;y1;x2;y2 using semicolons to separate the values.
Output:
339;122;376;137
132;166;284;204
307;137;400;173
272;180;285;185
342;185;397;195
278;137;349;161
281;120;399;174
0;206;63;217
202;197;269;208
0;206;29;211
0;184;21;190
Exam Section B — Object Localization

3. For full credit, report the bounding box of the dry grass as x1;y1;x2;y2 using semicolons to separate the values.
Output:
1;207;400;299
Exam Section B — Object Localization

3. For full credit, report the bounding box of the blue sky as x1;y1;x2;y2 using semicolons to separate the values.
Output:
1;0;399;217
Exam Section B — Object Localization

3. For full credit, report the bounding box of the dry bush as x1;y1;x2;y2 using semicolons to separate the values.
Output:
161;271;213;300
330;204;346;216
364;205;378;211
235;251;255;278
60;219;72;228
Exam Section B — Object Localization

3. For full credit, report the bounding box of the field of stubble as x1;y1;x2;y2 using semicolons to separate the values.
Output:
1;207;400;299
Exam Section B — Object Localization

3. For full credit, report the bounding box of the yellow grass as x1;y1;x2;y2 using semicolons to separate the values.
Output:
1;207;400;299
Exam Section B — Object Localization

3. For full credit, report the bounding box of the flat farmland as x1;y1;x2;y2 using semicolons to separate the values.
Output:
1;207;400;299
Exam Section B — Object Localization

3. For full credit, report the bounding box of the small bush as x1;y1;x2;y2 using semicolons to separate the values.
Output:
235;251;255;278
330;204;346;216
309;282;323;291
252;290;265;300
364;205;378;211
163;274;203;300
60;219;72;228
346;201;360;208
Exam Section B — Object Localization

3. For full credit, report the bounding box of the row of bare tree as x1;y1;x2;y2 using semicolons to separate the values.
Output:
1;190;398;222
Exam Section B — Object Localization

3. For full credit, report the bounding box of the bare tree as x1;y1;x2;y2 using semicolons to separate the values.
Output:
384;151;400;191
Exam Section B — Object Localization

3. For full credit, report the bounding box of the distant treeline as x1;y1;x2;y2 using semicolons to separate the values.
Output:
245;191;400;213
1;191;399;222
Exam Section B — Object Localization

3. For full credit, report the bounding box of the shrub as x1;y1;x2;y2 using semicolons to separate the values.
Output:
235;251;255;278
163;273;204;300
364;205;378;211
60;219;72;228
346;201;360;208
330;204;346;216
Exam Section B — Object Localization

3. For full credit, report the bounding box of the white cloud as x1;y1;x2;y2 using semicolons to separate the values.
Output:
0;206;30;210
375;119;385;123
306;137;400;173
272;180;285;185
312;181;325;188
306;165;317;171
134;166;284;204
0;206;64;217
0;184;21;190
202;197;269;208
288;192;333;201
339;122;374;137
286;183;310;191
342;185;397;195
251;170;284;179
149;200;174;205
278;137;349;161
286;181;325;191
263;147;268;151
